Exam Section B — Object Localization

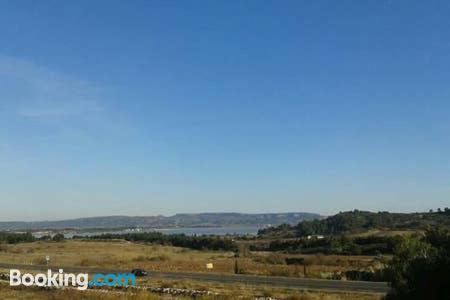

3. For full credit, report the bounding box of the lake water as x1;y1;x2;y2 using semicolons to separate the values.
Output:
156;226;260;236
58;226;261;239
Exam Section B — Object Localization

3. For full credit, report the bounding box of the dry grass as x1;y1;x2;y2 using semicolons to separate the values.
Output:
0;283;177;300
0;240;234;273
0;240;381;280
0;280;382;300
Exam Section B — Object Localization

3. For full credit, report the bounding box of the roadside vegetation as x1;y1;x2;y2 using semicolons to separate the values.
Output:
0;240;377;278
0;281;382;300
384;227;450;300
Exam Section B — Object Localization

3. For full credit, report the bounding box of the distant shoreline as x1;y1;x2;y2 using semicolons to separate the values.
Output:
0;212;320;231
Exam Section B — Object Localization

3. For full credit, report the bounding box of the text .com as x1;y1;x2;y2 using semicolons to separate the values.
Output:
9;269;136;290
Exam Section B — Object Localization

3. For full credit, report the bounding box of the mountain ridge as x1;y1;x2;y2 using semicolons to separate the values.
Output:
0;212;321;230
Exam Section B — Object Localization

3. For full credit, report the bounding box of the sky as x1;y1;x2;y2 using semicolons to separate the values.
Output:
0;1;449;221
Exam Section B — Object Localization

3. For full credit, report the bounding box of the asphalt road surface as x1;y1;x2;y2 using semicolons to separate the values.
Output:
0;262;389;294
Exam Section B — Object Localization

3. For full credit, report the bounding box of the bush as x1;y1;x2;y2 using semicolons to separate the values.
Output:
0;232;35;244
79;232;237;252
285;257;305;265
33;256;48;265
385;227;450;299
148;254;170;261
52;233;65;242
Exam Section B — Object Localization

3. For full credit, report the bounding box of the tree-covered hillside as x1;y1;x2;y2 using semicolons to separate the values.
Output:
259;209;450;237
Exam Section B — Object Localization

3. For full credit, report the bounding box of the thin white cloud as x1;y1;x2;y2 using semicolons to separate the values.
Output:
0;55;105;118
18;100;104;118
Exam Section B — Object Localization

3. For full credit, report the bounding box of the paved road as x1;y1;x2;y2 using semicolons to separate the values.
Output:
0;262;389;294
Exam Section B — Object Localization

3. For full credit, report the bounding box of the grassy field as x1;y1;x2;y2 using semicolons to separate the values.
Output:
0;240;385;299
0;240;382;279
0;281;382;300
0;284;166;300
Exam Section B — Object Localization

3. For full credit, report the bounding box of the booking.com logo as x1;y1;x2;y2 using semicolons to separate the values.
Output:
10;269;136;290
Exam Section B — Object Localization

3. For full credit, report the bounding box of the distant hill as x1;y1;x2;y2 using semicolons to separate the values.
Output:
259;209;450;237
0;212;321;230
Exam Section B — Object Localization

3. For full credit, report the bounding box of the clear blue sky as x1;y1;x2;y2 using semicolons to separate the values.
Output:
0;1;449;221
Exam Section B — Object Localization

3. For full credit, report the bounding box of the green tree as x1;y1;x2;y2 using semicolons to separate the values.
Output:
52;233;65;242
234;259;241;274
385;227;450;300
